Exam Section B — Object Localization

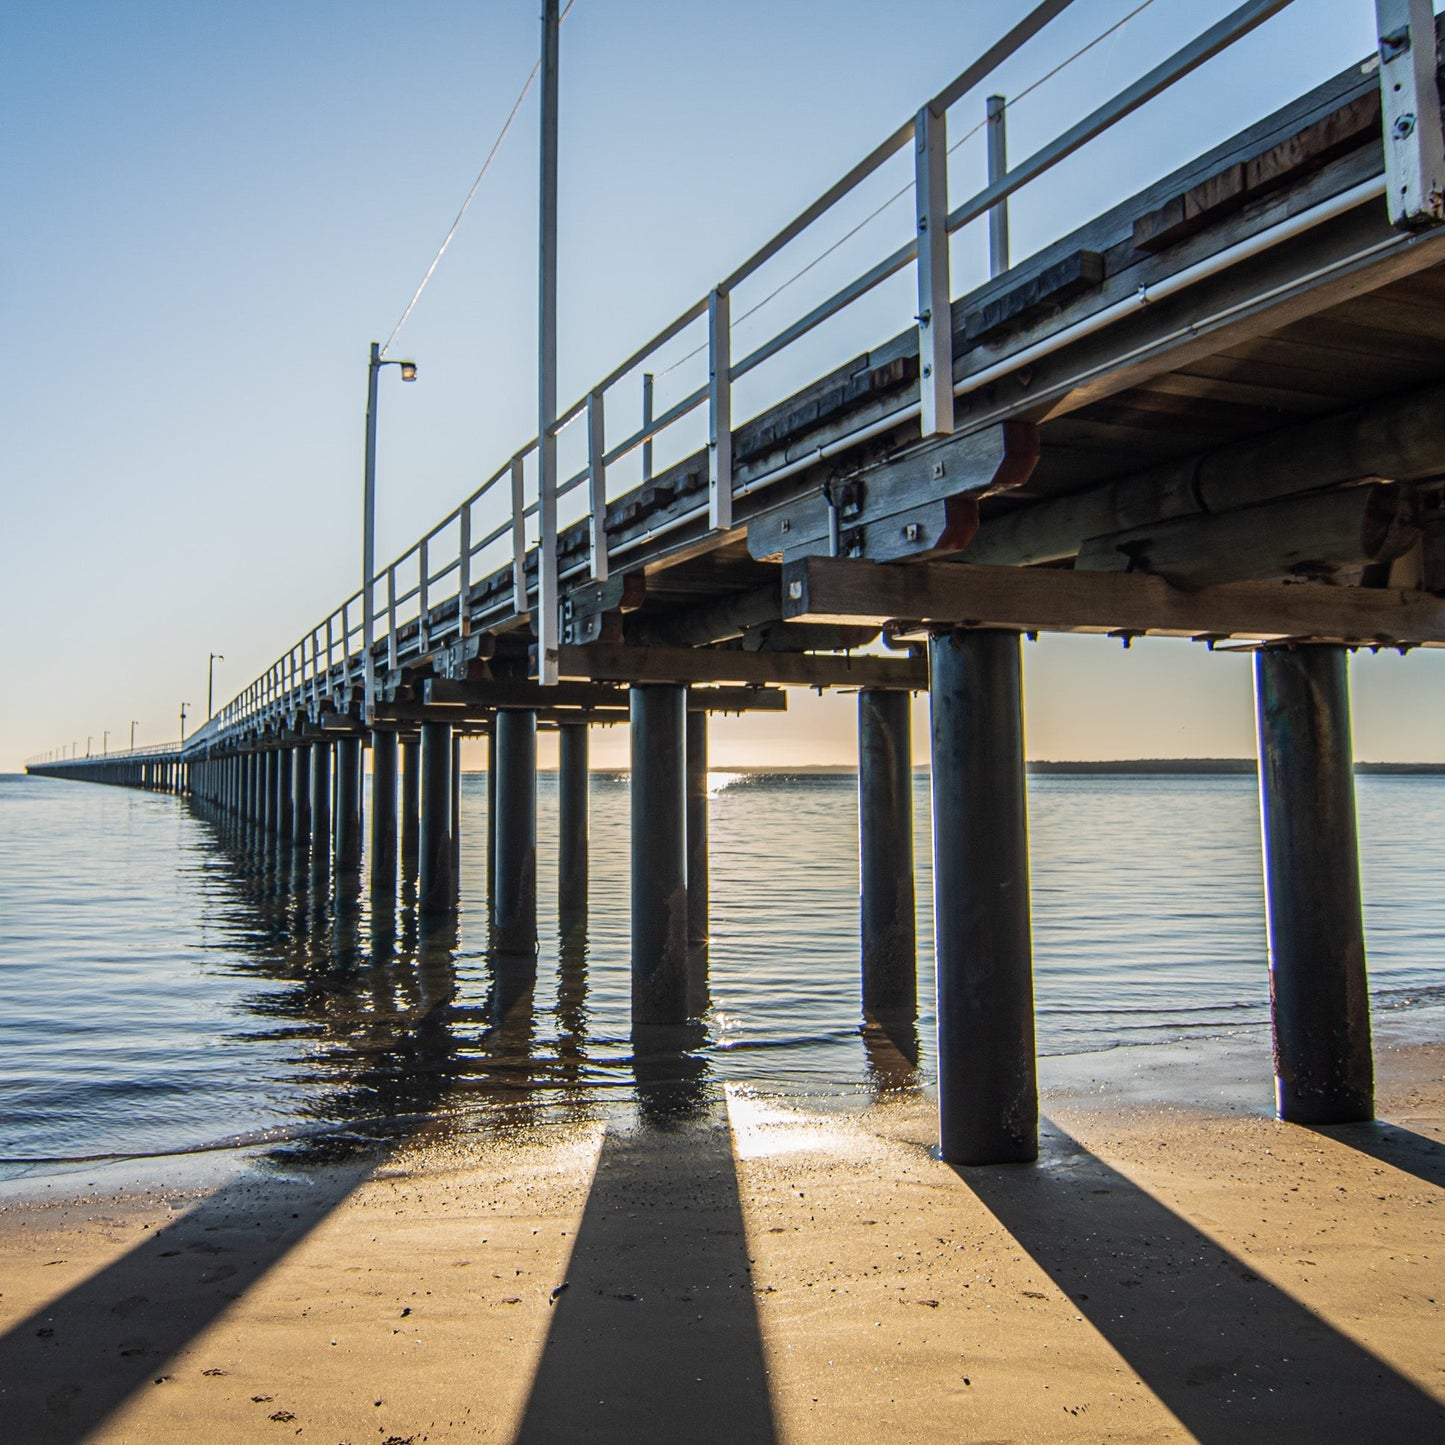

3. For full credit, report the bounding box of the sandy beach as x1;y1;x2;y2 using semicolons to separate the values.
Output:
1;1022;1440;1444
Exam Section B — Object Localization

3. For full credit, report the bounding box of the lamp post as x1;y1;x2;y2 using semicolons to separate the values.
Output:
103;730;109;756
130;720;138;752
363;341;418;724
208;652;224;720
179;703;189;747
86;736;92;758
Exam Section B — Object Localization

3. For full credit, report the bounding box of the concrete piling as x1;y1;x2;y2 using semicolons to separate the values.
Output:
1254;645;1374;1124
929;628;1037;1165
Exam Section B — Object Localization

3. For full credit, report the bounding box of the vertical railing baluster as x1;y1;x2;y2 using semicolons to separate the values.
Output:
388;565;398;670
642;370;654;483
587;388;608;581
419;538;430;650
459;506;472;638
915;100;954;437
511;454;528;616
986;94;1010;276
708;287;732;531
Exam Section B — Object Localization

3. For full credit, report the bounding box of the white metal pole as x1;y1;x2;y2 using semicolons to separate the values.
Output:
986;95;1010;275
537;0;561;685
363;342;381;721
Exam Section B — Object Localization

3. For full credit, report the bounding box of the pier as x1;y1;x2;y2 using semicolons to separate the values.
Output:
27;0;1445;1162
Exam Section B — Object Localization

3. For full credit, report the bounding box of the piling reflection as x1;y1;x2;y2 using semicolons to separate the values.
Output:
861;1014;923;1099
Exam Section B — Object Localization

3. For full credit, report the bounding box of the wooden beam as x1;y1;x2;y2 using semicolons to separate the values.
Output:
554;642;927;688
967;379;1445;568
781;555;1445;645
1075;484;1420;589
413;679;788;713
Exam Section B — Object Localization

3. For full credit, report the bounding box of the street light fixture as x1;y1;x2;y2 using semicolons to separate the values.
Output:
130;720;139;752
179;703;189;746
363;341;418;725
103;730;109;756
208;652;225;720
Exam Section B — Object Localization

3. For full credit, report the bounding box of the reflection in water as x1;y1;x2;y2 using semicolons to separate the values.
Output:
861;1015;923;1099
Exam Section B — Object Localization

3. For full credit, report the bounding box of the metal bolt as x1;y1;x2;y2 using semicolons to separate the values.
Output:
931;461;945;480
1394;113;1417;139
788;580;803;601
780;518;791;533
904;523;921;542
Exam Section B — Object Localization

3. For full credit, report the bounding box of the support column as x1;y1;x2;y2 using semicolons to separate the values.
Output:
335;736;362;872
929;628;1036;1165
400;737;420;875
293;742;312;845
630;685;688;1024
264;751;279;835
859;689;916;1023
419;721;456;915
686;709;709;945
451;732;463;884
492;711;537;951
371;729;399;901
311;741;332;873
1255;645;1373;1123
277;747;294;841
558;722;588;917
486;728;498;905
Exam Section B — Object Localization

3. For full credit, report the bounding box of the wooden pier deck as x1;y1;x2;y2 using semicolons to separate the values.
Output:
28;0;1445;1161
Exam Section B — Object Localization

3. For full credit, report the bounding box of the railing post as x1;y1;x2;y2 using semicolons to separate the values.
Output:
511;454;529;616
387;565;398;670
587;388;608;581
1376;0;1445;229
419;538;430;650
986;94;1010;275
915;100;954;437
642;370;654;483
708;286;733;530
459;504;472;638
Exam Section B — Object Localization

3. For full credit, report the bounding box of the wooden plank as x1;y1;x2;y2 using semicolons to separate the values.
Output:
781;555;1445;645
1074;485;1420;589
421;678;787;712
554;642;926;688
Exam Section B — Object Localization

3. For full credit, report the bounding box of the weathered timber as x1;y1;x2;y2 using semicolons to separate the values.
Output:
334;737;362;873
558;722;588;918
626;585;778;648
1075;484;1420;589
686;708;708;948
1255;645;1373;1123
371;729;398;902
858;689;915;1024
492;711;537;953
930;629;1037;1165
1133;89;1381;252
630;686;689;1025
554;642;926;688
416;677;786;712
748;421;1038;563
966;380;1445;567
418;721;455;916
781;555;1445;644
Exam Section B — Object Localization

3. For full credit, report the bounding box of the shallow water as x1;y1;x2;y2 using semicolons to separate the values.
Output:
1;770;1442;1169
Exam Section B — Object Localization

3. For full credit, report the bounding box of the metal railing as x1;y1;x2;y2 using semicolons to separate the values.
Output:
26;740;181;768
204;0;1382;746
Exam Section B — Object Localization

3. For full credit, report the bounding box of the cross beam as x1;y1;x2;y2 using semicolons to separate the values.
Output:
552;642;926;688
420;678;788;711
781;555;1445;646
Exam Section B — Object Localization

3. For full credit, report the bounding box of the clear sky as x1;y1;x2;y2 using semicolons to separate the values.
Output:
5;0;1444;771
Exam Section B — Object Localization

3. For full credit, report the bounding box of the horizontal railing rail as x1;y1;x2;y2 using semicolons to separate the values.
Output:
196;0;1384;748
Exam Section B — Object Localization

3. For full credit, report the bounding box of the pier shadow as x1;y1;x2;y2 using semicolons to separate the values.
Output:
0;802;475;1442
513;1093;776;1444
0;1160;378;1443
952;1120;1445;1443
1309;1119;1445;1190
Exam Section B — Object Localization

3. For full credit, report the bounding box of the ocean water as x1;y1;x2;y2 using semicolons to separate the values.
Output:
0;770;1442;1171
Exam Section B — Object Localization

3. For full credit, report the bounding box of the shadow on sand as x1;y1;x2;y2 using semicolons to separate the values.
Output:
514;1048;777;1444
954;1119;1445;1443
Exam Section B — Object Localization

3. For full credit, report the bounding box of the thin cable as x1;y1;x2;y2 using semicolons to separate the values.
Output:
652;0;1158;381
380;0;578;358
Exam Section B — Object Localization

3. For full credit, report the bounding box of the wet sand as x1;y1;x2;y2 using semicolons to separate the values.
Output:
1;1028;1441;1443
